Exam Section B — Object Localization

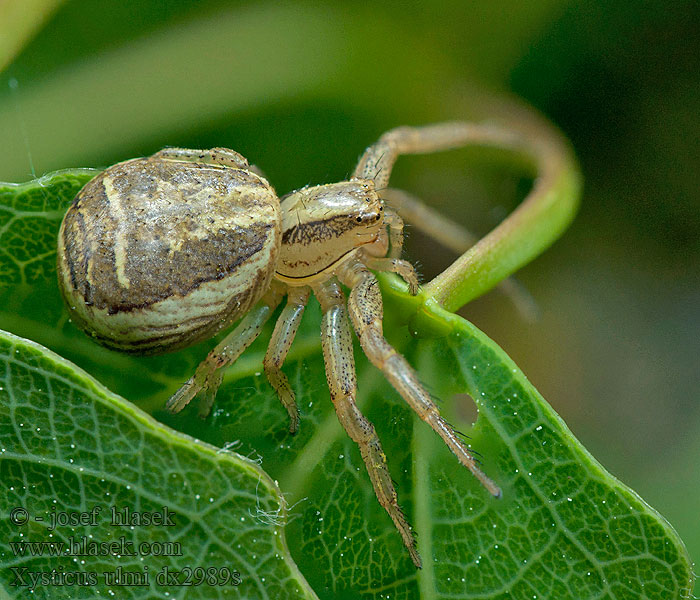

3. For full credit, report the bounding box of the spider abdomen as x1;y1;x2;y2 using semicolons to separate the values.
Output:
57;150;281;354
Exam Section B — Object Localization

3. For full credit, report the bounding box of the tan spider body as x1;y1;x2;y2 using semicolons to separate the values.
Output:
57;123;502;568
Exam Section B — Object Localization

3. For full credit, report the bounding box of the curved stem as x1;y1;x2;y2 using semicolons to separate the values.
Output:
422;103;581;313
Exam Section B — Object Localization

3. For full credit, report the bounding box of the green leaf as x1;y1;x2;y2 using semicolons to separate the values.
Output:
0;169;97;287
0;331;316;599
0;172;694;599
0;169;206;400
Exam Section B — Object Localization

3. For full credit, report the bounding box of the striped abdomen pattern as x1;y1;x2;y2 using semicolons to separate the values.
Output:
57;153;281;354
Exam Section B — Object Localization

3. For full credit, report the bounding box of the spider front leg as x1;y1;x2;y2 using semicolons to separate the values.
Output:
337;260;502;499
263;286;309;433
380;188;479;253
380;188;538;320
313;279;421;568
166;286;284;418
353;121;518;189
153;147;249;169
364;255;419;295
383;207;406;259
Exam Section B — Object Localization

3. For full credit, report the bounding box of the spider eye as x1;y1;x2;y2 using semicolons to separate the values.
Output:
356;216;362;223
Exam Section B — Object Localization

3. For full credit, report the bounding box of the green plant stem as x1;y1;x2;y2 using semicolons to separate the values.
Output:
423;102;582;313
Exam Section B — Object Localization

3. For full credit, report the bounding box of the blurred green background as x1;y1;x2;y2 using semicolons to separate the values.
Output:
1;0;697;570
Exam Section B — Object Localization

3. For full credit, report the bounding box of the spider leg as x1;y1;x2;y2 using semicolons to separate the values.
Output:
381;187;539;321
263;286;310;433
381;187;479;253
363;255;419;295
153;147;250;169
337;260;502;498
313;279;421;568
352;121;518;189
383;206;406;259
166;286;284;418
247;163;269;180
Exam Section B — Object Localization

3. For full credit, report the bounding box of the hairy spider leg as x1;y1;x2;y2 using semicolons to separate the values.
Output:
381;187;539;321
153;147;250;169
353;121;519;190
380;188;479;252
263;286;310;433
166;285;284;417
353;121;536;320
363;255;419;295
382;206;406;259
313;278;422;568
337;258;502;499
